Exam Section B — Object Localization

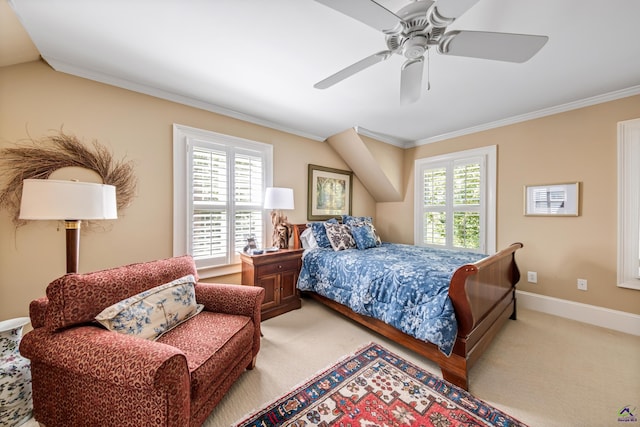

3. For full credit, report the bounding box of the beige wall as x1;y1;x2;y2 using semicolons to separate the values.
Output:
2;59;638;320
377;95;640;315
0;60;375;319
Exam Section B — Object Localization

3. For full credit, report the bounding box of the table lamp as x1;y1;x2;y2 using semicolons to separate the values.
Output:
263;187;294;249
19;179;118;273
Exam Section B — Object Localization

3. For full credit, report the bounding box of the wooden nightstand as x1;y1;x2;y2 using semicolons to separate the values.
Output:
240;248;304;320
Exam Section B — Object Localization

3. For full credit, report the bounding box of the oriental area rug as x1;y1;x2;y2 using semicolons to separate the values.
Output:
234;342;527;427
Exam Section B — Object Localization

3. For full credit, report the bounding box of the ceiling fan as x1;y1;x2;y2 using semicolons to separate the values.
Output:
313;0;548;104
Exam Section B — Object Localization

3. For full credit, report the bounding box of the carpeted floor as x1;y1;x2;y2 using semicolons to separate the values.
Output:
208;298;639;427
21;298;640;427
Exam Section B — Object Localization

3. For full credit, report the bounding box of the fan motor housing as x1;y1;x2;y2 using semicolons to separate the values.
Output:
386;0;435;58
402;35;428;59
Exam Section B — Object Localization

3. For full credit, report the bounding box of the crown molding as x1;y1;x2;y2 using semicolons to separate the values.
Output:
40;56;640;150
42;56;326;143
409;85;640;147
354;127;410;148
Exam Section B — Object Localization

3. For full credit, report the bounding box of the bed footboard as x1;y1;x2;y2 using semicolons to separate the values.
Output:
446;242;523;386
449;243;523;338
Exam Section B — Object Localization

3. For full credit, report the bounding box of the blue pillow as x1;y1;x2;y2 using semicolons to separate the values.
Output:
309;218;338;249
343;215;382;246
342;215;372;226
351;224;378;250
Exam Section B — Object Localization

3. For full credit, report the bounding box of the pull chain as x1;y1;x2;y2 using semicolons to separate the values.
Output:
426;49;431;91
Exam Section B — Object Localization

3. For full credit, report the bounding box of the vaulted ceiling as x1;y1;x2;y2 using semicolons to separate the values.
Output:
4;0;640;147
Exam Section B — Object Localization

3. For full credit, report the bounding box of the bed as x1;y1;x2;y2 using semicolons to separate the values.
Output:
292;221;523;391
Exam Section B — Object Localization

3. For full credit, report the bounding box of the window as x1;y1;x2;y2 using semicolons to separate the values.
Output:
173;124;272;275
414;146;496;253
618;118;640;290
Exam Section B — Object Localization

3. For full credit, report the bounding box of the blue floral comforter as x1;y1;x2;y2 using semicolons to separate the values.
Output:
297;243;487;356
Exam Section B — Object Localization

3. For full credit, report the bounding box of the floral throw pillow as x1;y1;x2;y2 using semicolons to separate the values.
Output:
351;223;378;250
95;275;203;340
342;215;382;246
324;222;356;251
309;218;338;249
342;215;372;225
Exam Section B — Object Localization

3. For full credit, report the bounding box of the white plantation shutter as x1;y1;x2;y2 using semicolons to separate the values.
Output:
191;145;228;263
452;161;481;249
531;187;567;213
422;167;447;246
415;146;496;253
232;152;264;257
173;125;273;273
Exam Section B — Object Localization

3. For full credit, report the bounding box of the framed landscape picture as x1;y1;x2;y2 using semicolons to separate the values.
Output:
307;164;352;220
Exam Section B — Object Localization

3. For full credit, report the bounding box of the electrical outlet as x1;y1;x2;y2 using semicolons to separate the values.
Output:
527;271;537;283
577;278;588;291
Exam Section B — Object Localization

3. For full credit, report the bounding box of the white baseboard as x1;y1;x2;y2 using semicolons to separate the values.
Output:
516;290;640;336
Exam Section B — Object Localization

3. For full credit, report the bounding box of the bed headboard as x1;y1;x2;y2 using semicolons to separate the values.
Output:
291;224;307;250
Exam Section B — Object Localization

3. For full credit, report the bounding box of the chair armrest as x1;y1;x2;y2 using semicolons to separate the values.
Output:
29;297;49;329
19;325;189;390
195;282;264;319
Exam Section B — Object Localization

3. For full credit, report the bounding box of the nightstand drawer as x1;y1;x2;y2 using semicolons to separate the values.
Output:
256;259;299;277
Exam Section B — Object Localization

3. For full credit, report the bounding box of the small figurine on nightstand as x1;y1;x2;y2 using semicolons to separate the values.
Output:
243;235;257;254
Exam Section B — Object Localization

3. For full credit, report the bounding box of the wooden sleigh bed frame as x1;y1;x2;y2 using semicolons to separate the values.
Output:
292;223;523;391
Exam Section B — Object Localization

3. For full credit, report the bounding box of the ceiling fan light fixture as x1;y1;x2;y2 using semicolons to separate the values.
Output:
402;35;429;59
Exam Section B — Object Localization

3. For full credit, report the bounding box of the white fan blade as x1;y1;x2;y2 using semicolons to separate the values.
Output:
438;31;548;63
400;58;424;105
315;0;403;34
434;0;480;20
314;51;393;89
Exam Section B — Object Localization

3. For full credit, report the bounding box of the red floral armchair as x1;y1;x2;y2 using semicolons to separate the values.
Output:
20;255;264;427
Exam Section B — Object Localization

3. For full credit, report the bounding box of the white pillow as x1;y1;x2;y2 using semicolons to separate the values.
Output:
300;227;318;250
95;275;203;340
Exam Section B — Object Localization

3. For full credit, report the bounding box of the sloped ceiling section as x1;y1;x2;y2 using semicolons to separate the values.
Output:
0;0;39;67
326;128;403;202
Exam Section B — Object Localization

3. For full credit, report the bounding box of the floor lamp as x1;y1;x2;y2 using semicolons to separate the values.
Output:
19;179;118;274
264;187;294;249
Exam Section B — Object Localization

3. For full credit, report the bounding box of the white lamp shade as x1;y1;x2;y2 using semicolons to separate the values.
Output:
19;179;118;220
264;187;294;210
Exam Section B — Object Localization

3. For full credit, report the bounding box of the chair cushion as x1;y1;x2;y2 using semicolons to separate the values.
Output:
95;275;204;340
157;311;254;409
46;255;198;332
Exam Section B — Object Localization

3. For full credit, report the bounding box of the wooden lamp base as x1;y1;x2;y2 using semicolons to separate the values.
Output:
65;220;81;274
